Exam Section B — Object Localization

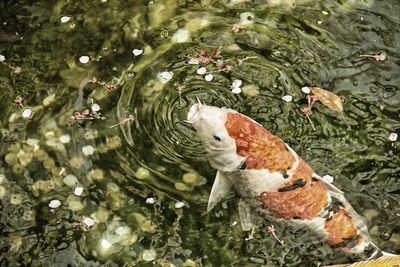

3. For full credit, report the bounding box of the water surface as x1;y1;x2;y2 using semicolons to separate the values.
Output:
0;0;399;266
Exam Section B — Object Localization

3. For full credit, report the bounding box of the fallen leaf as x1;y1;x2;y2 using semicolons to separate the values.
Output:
310;87;343;113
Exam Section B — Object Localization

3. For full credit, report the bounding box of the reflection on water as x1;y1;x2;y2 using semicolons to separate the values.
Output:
0;0;399;266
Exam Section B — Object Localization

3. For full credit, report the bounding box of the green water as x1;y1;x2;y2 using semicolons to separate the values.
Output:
0;0;399;266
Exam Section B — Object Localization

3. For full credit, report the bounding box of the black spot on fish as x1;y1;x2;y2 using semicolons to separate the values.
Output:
292;216;300;219
239;161;247;170
278;179;306;192
322;197;343;219
281;171;289;179
331;235;360;249
312;177;318;182
363;244;382;258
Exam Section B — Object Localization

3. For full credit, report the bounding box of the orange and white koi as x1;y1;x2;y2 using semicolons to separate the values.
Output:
187;103;399;262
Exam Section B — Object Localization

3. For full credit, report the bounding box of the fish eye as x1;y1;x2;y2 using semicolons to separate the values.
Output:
213;135;222;141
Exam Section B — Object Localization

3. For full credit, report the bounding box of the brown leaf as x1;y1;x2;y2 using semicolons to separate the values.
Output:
310;87;343;113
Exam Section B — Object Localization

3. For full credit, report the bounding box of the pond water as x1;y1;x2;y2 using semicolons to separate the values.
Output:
0;0;399;266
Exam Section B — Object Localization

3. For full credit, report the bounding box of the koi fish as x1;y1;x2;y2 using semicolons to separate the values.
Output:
187;103;399;263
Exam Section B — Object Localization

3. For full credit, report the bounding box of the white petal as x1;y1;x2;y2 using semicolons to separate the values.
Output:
49;199;61;208
132;49;143;56
22;108;33;118
91;103;100;112
160;71;173;81
196;67;207;75
204;73;213;81
83;217;95;227
282;95;293;102
79;56;90;64
301;86;311;94
60;16;71;23
174;201;185;209
389;133;398;142
74;186;84;196
232;79;242;88
231;87;242;94
146;197;155;204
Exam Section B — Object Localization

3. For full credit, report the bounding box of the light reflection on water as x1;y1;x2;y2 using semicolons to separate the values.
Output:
0;0;399;266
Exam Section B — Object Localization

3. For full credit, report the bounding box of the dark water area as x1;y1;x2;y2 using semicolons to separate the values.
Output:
0;0;399;266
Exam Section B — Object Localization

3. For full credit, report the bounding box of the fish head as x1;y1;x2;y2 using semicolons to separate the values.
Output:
187;103;245;171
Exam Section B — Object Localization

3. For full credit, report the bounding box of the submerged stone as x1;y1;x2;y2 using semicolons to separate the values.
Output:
63;174;79;187
88;169;104;182
135;167;150;179
0;186;6;199
142;249;156;261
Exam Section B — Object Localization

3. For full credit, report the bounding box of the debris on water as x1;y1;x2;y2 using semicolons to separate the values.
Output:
389;133;398;142
108;114;134;128
360;52;387;62
282;95;293;102
68;109;103;123
79;55;90;64
74;186;84;196
146;197;155;204
22;108;33;119
267;225;284;245
160;71;174;81
132;49;144;56
174;201;185;209
301;86;311;94
310;87;343;113
322;175;334;183
301;95;318;130
49;199;61;209
60;16;71;23
14;96;24;107
82;145;95;156
232;24;241;33
196;67;207;75
88;76;117;92
204;73;213;81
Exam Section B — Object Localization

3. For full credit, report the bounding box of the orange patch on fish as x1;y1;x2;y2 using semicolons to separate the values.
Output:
225;112;295;172
324;208;358;246
259;181;328;219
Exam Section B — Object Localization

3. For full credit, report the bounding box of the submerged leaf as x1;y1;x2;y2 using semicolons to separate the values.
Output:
311;87;343;113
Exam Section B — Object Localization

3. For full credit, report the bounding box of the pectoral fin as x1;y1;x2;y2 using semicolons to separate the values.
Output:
207;170;231;212
238;199;256;231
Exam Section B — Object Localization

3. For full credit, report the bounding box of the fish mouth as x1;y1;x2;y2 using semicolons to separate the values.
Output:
187;103;202;124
